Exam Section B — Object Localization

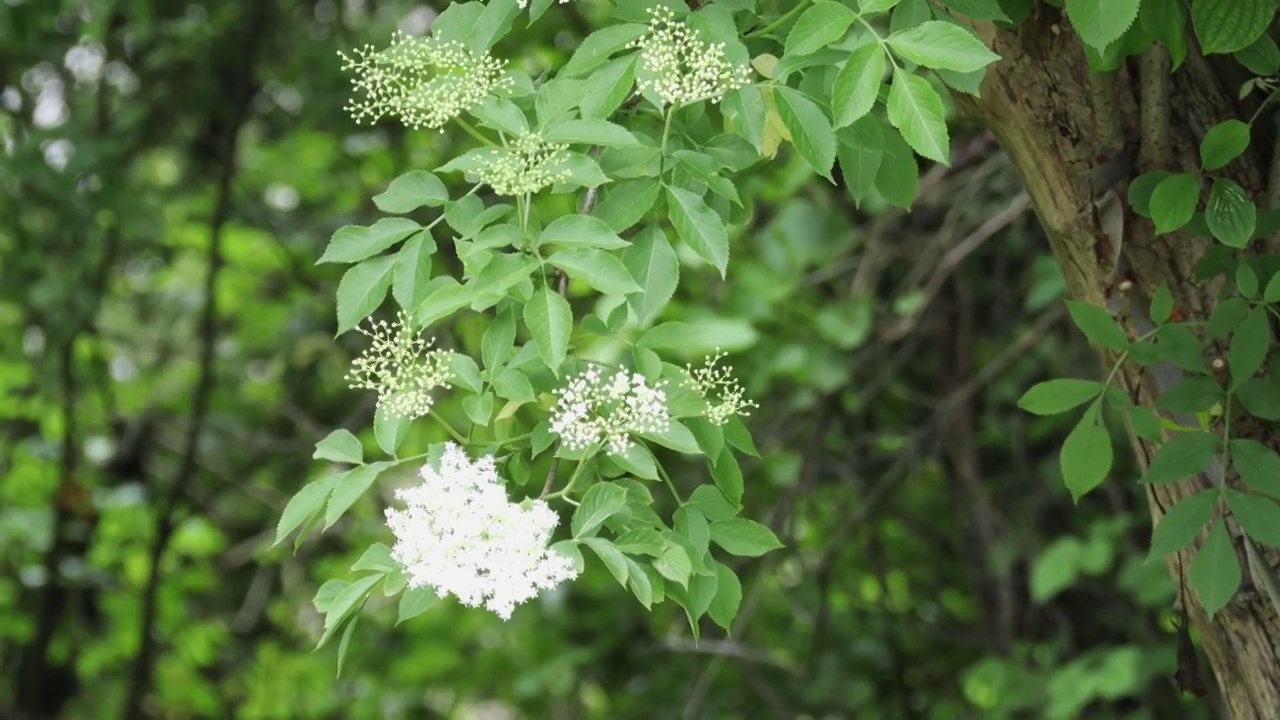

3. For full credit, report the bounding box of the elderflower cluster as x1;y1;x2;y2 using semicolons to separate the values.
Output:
685;350;758;426
345;312;453;419
476;132;571;195
550;365;670;455
386;444;579;620
629;7;753;107
338;32;511;130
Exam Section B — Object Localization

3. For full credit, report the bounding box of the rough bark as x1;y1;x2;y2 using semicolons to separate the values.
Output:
955;7;1280;718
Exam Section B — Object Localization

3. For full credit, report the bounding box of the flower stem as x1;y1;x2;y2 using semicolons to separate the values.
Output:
745;0;812;40
453;115;496;146
430;409;468;444
546;450;595;501
657;460;684;505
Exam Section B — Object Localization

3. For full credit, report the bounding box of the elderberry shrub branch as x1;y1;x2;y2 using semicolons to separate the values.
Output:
273;0;1004;669
1019;49;1280;618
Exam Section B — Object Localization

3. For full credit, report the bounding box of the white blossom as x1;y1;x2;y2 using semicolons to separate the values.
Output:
339;32;512;130
345;312;453;419
475;131;571;195
550;365;670;455
629;7;753;107
385;443;579;620
685;350;758;426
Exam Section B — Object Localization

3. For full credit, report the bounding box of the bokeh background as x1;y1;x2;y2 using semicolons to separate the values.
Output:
0;1;1211;718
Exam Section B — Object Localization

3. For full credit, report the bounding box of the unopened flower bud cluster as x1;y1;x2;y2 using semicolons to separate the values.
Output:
629;7;753;107
385;443;579;620
550;365;671;455
686;350;758;426
346;312;453;419
339;32;511;130
477;132;571;196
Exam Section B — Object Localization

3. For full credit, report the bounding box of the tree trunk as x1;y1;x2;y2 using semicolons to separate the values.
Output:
955;7;1280;718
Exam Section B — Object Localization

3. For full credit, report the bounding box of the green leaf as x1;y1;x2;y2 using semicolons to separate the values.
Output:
572;482;629;538
1065;0;1140;50
1155;324;1207;373
1149;172;1200;234
1148;489;1219;559
686;485;740;522
1016;379;1104;416
625;558;654;608
1150;282;1174;324
936;0;1009;21
707;561;743;631
396;586;438;624
639;420;701;455
1208;296;1250;339
832;44;886;128
775;87;837;180
320;219;423;264
581;537;631;585
785;1;856;56
580;55;639;120
372;171;449;214
1142;431;1218;484
561;23;648;76
654;541;693;588
1127;170;1173;218
837;138;883;207
1065;300;1129;351
539;214;628;250
373;406;410;456
885;72;949;164
1200;120;1251;170
336;255;397;335
325;462;388;528
313;429;363;464
710;447;744;504
524;287;572;375
547;248;640;295
594;179;661;233
1188;518;1241;618
709;518;784;557
415;277;473;328
1226;489;1280;547
481;305;516;373
622;224;680;323
391;232;435;313
274;473;341;546
1060;403;1113;499
1192;0;1277;54
861;0;902;12
317;573;380;650
666;185;730;277
1231;439;1280;496
1238;263;1260;299
885;21;1000;72
313;580;347;613
1154;376;1223;413
351;542;397;574
1229;306;1270;390
615;528;666;557
874;127;919;208
1237;33;1280;75
1265;272;1280;303
544;118;640;147
1206;178;1256;248
1238;378;1280;420
471;96;529;136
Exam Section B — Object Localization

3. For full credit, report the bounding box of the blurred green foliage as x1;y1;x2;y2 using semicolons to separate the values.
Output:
0;0;1209;718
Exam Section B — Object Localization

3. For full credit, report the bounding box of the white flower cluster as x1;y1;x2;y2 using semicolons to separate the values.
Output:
550;365;670;455
629;7;753;107
386;444;579;619
477;132;571;196
346;312;453;419
686;350;758;426
338;32;512;130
